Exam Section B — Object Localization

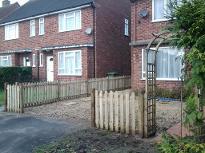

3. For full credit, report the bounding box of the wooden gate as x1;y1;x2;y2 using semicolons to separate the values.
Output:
91;89;144;136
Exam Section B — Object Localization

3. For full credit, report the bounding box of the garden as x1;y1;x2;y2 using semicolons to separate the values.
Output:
32;0;205;152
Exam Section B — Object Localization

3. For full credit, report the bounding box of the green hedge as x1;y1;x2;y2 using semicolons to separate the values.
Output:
0;67;32;89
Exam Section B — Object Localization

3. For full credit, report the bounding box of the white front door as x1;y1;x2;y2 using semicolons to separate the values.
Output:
47;56;54;82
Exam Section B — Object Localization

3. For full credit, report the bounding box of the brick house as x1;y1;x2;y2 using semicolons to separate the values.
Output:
0;0;20;21
0;0;131;81
130;0;183;90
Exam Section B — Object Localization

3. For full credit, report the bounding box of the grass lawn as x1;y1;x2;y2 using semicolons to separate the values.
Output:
33;129;156;153
0;90;4;106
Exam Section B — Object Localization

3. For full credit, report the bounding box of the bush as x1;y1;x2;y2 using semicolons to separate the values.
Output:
156;87;190;100
158;134;205;153
0;67;32;89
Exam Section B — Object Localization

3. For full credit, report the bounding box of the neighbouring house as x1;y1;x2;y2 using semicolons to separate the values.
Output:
0;0;20;21
130;0;183;90
0;0;131;81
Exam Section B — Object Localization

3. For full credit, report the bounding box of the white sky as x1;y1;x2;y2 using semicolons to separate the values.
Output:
0;0;28;7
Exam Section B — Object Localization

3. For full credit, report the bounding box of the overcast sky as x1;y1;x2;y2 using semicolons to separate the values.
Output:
0;0;28;7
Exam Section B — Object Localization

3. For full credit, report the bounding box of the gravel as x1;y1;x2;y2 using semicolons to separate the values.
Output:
25;98;183;153
25;97;183;135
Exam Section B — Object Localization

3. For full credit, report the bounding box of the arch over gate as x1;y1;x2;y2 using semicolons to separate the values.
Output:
144;31;172;137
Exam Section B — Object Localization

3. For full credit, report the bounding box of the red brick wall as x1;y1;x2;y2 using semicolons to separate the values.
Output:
131;0;181;90
0;7;94;50
95;0;131;77
0;1;132;81
0;7;94;81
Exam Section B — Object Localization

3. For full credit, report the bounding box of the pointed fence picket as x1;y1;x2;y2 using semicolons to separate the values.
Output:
91;89;144;136
5;76;131;113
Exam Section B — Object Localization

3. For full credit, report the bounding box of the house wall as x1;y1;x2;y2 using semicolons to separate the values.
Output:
0;7;94;81
95;0;131;77
131;0;181;91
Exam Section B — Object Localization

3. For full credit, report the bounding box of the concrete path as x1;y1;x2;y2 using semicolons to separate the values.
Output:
0;112;89;153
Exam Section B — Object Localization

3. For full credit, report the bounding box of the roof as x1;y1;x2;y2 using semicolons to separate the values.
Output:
0;0;93;24
0;2;20;20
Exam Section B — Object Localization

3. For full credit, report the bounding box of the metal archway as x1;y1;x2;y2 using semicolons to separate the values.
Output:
144;31;172;137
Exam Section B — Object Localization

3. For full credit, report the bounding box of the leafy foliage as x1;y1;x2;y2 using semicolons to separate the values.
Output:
168;0;205;131
158;134;205;153
0;67;32;89
184;96;204;129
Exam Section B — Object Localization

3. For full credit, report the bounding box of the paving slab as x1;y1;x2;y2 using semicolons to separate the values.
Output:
0;112;88;153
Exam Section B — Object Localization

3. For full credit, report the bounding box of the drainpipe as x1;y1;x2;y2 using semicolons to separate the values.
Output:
92;2;96;78
37;51;40;81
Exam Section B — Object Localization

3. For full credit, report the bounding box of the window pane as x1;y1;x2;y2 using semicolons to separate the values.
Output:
58;53;64;69
154;0;165;20
39;18;44;35
59;14;64;32
0;55;12;67
75;11;81;29
65;56;74;74
66;14;75;31
75;51;81;69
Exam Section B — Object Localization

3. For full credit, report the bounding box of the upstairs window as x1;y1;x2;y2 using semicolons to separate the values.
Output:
0;55;12;67
5;23;19;40
39;17;45;35
124;19;129;36
59;10;81;32
152;0;181;21
30;20;35;37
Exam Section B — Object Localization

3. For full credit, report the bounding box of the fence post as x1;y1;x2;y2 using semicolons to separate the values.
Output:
57;80;60;100
4;83;8;112
20;84;24;113
91;88;96;127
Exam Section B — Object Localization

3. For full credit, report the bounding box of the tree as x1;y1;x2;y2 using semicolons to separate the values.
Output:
168;0;205;132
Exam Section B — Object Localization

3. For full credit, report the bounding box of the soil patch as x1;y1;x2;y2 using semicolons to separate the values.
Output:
33;129;156;153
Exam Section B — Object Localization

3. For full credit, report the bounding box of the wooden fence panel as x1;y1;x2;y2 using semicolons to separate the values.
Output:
92;89;144;136
5;76;131;113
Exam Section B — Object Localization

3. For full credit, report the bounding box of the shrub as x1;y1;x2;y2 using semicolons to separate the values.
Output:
158;134;205;153
0;67;32;89
156;87;190;100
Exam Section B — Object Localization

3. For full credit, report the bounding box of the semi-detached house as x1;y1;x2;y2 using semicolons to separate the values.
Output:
0;0;131;81
130;0;183;90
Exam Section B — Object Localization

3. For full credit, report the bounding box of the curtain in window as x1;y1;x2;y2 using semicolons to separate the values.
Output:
65;13;75;31
154;0;165;20
156;48;181;79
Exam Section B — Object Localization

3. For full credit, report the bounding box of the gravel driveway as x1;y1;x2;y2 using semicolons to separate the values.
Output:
25;97;183;135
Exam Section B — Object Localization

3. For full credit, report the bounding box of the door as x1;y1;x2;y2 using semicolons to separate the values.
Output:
47;56;54;82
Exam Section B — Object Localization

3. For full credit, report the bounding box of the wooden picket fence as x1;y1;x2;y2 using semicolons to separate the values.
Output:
91;89;144;136
5;76;131;113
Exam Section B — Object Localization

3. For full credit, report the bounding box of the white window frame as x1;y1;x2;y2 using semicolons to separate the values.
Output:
58;50;82;76
58;10;81;32
124;18;129;36
32;54;36;67
39;17;45;35
152;0;182;22
5;23;19;40
39;53;43;67
30;20;36;37
23;57;31;67
141;47;183;81
0;55;12;67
